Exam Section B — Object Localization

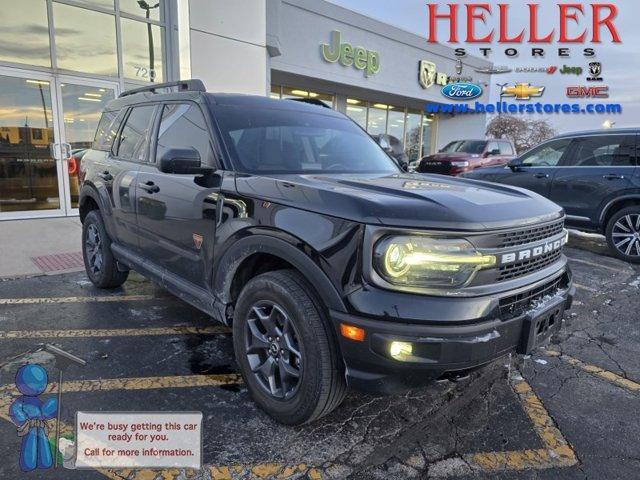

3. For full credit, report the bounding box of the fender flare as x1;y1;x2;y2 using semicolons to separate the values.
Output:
213;234;347;313
599;194;640;227
79;183;110;216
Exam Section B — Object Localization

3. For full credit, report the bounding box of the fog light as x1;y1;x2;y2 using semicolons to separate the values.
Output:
389;341;413;360
340;323;365;342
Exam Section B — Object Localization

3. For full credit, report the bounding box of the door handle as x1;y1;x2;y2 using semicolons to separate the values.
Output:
138;181;160;193
97;171;113;181
534;173;549;179
603;173;625;180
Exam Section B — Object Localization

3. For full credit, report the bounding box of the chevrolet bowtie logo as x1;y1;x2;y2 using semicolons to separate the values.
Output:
501;83;545;100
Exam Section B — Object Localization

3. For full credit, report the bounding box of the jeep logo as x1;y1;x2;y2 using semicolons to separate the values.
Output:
500;235;568;265
321;30;380;77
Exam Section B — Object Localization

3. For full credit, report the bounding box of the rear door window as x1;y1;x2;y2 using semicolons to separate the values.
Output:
114;105;156;162
563;135;637;167
93;109;126;151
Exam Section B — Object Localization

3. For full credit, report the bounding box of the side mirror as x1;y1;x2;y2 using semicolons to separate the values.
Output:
485;148;501;157
507;158;525;171
158;148;212;175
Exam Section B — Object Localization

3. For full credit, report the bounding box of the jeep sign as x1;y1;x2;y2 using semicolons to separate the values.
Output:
321;30;380;77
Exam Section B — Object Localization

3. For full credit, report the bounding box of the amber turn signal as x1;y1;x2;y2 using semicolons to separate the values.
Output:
340;323;365;342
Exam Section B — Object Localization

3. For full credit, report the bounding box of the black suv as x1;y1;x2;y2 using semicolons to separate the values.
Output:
79;80;574;424
464;130;640;263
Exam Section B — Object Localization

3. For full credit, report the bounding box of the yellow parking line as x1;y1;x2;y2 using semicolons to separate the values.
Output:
0;294;158;305
430;378;577;475
568;257;628;273
545;350;640;392
574;283;598;293
0;325;230;339
0;373;242;397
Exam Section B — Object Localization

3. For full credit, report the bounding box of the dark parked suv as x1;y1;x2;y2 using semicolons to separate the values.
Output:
464;129;640;263
79;80;574;424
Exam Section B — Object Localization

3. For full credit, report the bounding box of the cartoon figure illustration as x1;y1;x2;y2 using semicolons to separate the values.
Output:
9;364;57;472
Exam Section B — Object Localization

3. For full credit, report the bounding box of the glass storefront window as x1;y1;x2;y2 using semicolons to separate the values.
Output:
421;115;435;157
53;3;118;76
345;99;366;129
121;18;164;82
0;75;58;212
282;87;334;108
405;110;422;162
386;107;405;145
0;0;51;67
270;85;281;100
367;103;388;136
120;0;162;21
68;0;115;9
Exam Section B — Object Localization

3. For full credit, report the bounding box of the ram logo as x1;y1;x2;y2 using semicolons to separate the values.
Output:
500;235;567;265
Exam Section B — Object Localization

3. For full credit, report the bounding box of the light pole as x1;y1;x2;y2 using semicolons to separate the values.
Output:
137;1;160;82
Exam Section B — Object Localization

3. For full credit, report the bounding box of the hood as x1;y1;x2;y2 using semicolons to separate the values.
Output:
424;152;480;162
235;173;564;231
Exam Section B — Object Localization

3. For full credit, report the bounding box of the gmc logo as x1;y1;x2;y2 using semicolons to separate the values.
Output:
500;236;567;265
567;86;609;98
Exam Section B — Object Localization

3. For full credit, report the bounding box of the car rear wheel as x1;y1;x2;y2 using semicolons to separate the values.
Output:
233;269;346;424
82;210;129;288
605;206;640;264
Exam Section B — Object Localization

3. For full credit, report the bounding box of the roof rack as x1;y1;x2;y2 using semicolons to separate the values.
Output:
119;79;206;98
287;97;332;109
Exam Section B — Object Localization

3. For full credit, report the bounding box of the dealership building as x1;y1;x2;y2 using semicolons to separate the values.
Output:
0;0;490;220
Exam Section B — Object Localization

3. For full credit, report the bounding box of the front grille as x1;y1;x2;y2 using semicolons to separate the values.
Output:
419;161;451;174
497;219;564;248
498;250;562;281
498;275;566;320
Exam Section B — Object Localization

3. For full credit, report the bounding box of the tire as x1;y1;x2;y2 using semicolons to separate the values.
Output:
233;269;346;425
82;210;129;288
605;206;640;264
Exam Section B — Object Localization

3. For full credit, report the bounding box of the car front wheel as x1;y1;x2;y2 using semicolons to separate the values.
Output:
605;206;640;263
82;210;129;288
233;269;346;424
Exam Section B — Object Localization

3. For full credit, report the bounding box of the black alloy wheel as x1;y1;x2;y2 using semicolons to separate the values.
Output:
85;223;104;276
245;301;303;400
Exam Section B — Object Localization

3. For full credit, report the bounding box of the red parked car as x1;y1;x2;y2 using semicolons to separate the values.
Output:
417;139;516;176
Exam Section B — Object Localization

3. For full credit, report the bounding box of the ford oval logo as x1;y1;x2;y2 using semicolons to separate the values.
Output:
441;83;483;100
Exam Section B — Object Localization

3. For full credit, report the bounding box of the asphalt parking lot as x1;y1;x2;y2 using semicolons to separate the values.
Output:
0;231;638;479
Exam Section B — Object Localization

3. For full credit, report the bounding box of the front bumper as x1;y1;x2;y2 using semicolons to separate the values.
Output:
332;270;574;394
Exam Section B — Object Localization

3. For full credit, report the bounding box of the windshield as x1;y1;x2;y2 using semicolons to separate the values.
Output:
440;140;486;154
214;106;399;174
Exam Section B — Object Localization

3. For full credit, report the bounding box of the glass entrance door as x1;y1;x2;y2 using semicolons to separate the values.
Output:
0;69;118;219
56;77;118;214
0;71;62;218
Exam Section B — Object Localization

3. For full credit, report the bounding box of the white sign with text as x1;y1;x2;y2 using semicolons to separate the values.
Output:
75;412;202;469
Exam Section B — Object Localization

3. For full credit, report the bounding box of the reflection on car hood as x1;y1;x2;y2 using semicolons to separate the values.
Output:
235;173;563;231
424;153;478;162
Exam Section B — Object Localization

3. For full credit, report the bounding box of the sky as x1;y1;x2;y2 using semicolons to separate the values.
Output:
327;0;639;133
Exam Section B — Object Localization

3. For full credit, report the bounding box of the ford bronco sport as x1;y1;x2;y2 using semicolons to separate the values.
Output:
79;80;574;424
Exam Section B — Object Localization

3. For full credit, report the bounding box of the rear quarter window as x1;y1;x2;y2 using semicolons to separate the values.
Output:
93;109;126;151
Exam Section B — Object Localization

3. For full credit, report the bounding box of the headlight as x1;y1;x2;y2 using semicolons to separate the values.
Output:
373;235;496;288
451;161;470;167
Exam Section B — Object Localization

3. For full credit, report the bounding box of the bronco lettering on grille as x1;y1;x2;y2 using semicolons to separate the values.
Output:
500;236;567;265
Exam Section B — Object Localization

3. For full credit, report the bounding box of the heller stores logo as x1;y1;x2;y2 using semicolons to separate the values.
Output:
425;3;621;58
